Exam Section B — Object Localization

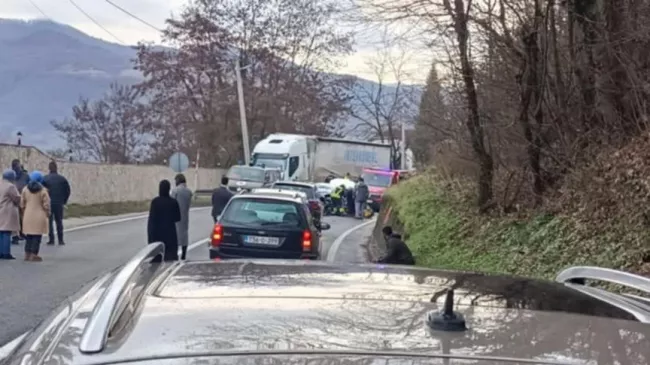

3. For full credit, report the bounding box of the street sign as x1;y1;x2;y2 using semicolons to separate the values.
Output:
169;152;189;173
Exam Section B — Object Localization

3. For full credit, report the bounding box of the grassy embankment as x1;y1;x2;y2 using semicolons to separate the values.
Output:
379;171;648;280
65;195;212;219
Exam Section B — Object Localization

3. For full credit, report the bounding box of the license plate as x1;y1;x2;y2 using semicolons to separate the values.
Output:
367;199;373;203
243;235;280;246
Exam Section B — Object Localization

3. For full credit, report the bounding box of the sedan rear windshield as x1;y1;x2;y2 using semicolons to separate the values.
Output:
226;166;265;182
273;184;316;199
221;198;302;227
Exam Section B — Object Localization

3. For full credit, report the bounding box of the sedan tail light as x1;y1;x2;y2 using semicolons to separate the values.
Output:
211;224;223;246
302;230;312;252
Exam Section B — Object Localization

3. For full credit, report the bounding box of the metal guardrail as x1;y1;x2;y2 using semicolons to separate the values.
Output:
78;242;165;354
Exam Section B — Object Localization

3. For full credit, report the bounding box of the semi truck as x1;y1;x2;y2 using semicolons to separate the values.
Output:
250;133;393;181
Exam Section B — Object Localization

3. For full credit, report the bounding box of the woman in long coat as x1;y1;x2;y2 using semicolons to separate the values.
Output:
21;171;50;262
147;180;181;262
0;169;21;259
171;174;193;260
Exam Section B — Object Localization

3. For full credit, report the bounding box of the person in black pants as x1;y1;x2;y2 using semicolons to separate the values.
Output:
43;161;71;245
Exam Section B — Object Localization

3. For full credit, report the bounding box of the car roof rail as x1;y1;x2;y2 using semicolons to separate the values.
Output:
555;266;650;294
556;266;650;322
78;242;165;354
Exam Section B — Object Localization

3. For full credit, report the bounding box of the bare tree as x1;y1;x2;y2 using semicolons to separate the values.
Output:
51;83;151;163
133;0;354;167
347;27;420;168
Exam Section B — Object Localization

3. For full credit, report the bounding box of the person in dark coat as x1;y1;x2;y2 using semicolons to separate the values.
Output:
11;160;29;193
43;161;71;245
375;226;415;265
147;180;181;262
345;188;355;217
11;159;28;245
211;176;234;222
354;177;370;219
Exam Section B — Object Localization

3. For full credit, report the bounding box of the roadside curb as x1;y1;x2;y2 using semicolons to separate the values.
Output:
326;218;376;262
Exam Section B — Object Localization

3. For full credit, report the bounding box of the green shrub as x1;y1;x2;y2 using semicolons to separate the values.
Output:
384;172;648;280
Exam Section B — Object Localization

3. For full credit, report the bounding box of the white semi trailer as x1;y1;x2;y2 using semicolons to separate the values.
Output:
250;133;393;181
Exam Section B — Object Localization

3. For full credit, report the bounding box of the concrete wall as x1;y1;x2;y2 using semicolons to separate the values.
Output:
0;144;226;205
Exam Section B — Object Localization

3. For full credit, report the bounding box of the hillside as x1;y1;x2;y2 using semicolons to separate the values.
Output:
0;19;422;149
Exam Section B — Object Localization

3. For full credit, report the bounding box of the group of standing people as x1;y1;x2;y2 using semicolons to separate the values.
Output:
147;174;193;262
147;174;234;262
329;173;370;219
0;160;71;261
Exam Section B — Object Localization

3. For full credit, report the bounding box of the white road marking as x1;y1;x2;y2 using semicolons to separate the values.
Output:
326;218;376;262
179;238;210;256
65;207;211;233
0;332;28;359
183;219;378;260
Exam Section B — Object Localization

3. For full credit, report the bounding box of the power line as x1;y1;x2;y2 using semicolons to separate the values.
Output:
103;0;162;32
67;0;124;44
25;0;50;20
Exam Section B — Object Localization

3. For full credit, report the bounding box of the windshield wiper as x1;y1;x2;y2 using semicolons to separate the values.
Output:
260;221;295;226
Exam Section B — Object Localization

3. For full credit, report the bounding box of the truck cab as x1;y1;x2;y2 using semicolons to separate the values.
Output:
251;134;315;181
361;168;400;211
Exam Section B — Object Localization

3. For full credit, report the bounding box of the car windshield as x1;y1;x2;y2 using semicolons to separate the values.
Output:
274;184;315;199
226;166;265;182
221;198;301;227
252;153;287;170
361;172;392;187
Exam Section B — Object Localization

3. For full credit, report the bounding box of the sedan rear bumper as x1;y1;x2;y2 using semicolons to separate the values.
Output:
210;247;319;260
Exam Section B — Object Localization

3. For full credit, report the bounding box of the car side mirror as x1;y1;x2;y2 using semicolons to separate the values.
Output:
319;196;325;202
320;222;331;230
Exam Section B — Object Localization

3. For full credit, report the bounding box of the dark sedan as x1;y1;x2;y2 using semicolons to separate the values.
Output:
272;181;323;228
2;245;650;365
209;192;326;260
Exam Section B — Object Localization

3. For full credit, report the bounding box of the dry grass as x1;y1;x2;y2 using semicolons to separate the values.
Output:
65;195;212;218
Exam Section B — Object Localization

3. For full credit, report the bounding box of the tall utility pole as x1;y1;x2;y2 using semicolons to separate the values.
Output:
194;148;200;193
400;122;406;169
235;59;251;165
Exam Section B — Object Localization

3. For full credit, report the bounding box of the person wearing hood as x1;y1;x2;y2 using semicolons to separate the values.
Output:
375;226;415;265
171;174;193;260
11;159;28;193
20;171;51;262
0;169;21;259
10;159;28;245
147;179;181;262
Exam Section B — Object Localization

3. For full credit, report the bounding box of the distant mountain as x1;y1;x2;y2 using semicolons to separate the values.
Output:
0;19;422;149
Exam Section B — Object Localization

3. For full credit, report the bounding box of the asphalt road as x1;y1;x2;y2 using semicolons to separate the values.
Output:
0;208;371;346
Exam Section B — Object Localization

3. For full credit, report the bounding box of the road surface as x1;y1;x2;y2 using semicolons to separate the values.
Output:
0;208;372;345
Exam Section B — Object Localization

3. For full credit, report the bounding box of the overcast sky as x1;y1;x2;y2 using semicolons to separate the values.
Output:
0;0;431;83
